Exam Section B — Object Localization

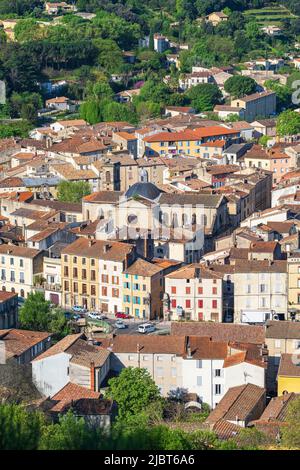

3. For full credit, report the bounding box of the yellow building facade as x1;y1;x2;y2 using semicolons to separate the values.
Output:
277;353;300;395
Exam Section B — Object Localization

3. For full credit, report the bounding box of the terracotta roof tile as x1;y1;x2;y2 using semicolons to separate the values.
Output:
67;339;110;368
170;322;265;344
278;353;300;377
50;382;100;412
62;238;134;261
32;334;83;361
0;329;51;359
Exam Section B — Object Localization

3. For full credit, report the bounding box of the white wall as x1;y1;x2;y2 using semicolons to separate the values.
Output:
224;362;265;391
181;358;225;408
32;352;71;397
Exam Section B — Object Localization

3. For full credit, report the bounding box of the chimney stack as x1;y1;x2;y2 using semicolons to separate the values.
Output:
90;361;95;391
103;243;110;253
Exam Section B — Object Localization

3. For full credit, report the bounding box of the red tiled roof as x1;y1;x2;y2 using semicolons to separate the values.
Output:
51;382;100;412
143;126;239;143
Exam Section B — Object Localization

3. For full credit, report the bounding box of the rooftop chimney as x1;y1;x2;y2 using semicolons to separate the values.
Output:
186;336;192;358
103;243;110;253
90;361;95;391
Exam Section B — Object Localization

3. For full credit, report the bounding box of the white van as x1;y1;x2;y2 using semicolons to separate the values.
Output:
138;323;156;334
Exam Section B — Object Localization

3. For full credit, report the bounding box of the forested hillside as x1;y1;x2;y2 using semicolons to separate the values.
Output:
0;0;299;131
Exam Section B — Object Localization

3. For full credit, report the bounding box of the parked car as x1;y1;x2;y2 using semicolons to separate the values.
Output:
115;312;130;319
88;312;105;321
64;312;80;321
115;320;126;329
138;323;156;334
72;306;86;313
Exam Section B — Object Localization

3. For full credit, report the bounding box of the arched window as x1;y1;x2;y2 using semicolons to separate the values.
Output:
139;169;149;183
163;212;169;226
2;286;5;291
11;288;15;293
172;213;178;228
20;289;24;298
192;213;197;225
182;213;188;226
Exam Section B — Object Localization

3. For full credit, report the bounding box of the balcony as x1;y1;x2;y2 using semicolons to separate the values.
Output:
35;282;62;292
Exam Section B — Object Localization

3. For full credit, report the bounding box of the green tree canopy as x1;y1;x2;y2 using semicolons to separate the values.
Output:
224;75;257;99
39;411;99;450
108;367;161;420
19;291;51;331
0;403;44;450
281;396;300;449
19;292;71;339
57;180;92;203
185;83;222;112
277;110;300;137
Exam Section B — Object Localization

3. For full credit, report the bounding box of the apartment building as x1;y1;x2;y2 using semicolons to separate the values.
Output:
265;320;300;394
112;132;138;159
107;335;266;407
164;264;223;322
244;144;292;184
143;126;240;158
287;251;300;316
0;245;44;298
122;258;180;320
233;260;288;323
61;238;135;311
0;291;18;329
179;72;215;91
207;260;288;323
153;34;170;53
231;91;276;122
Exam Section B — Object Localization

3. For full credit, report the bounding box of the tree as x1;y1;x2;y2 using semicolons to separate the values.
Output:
19;291;51;332
185;83;222;112
224;76;257;99
138;80;171;105
281;396;300;448
108;367;161;420
9;92;42;124
80;100;102;124
93;38;123;73
19;292;71;339
14;19;44;43
277;110;300;137
57;180;91;203
135;100;162;121
0;403;44;450
265;79;291;112
102;101;137;124
235;428;269;450
39;410;99;450
85;80;114;102
48;307;72;341
0;121;32;138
